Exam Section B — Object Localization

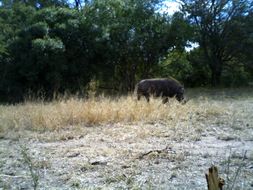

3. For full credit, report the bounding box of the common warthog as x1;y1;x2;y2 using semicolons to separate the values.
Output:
135;78;185;103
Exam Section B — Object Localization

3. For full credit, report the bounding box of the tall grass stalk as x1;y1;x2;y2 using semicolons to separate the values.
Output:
20;144;39;190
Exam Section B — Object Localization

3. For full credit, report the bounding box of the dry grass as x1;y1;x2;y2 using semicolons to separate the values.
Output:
0;94;228;133
1;89;253;189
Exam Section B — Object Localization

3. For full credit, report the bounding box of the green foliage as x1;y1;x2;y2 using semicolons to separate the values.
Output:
222;62;251;87
169;12;194;52
28;22;49;38
84;0;173;92
181;0;253;86
154;49;211;87
0;0;252;102
0;0;68;8
155;51;192;81
0;4;98;101
32;37;65;52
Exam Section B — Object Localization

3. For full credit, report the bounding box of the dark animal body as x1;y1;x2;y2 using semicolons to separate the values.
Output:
135;78;185;103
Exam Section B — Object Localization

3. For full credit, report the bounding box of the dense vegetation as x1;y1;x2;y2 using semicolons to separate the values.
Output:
0;0;252;102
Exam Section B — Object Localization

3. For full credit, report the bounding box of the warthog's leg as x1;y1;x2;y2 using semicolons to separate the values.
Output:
162;97;168;104
137;94;141;101
137;92;150;102
144;94;150;102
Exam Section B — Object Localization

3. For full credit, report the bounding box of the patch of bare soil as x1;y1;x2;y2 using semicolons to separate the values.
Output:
1;99;253;189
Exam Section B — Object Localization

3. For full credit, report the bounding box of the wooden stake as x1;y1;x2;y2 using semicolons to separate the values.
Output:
205;166;225;190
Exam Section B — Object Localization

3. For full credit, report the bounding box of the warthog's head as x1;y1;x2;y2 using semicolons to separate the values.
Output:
175;87;185;102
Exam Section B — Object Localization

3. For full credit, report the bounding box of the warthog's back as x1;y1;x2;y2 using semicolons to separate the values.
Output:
136;78;184;102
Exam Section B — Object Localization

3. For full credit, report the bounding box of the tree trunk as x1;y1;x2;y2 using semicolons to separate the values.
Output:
206;166;225;190
210;59;223;87
211;69;221;87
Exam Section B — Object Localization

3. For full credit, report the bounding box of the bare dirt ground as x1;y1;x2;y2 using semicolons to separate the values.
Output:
1;89;253;190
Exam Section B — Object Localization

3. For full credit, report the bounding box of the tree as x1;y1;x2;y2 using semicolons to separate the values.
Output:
181;0;253;86
0;0;195;102
0;4;98;101
0;0;68;8
169;12;194;52
84;0;173;92
232;12;253;82
0;3;37;101
73;0;91;9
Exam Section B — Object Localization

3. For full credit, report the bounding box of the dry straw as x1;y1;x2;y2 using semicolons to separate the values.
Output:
0;95;227;132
